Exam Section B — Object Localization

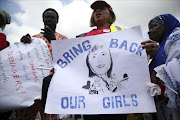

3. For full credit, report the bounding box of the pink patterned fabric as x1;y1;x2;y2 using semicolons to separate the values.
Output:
33;32;67;56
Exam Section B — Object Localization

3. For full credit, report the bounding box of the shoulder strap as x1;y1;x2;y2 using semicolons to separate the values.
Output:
110;25;125;32
115;26;125;30
115;26;121;31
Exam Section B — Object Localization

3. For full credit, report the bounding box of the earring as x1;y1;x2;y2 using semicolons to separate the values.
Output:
109;17;112;23
109;17;112;21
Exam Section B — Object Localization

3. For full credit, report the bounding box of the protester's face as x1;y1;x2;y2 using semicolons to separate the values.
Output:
148;20;164;43
0;15;3;28
43;10;58;30
93;7;111;26
88;46;111;75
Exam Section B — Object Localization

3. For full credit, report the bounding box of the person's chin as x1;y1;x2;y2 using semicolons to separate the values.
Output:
149;36;155;41
46;24;54;29
95;18;103;23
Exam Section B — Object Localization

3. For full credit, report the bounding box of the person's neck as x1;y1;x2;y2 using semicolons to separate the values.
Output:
45;25;56;32
51;27;56;33
97;23;110;30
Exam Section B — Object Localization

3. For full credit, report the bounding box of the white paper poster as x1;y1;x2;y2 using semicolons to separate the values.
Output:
45;26;156;114
0;37;53;112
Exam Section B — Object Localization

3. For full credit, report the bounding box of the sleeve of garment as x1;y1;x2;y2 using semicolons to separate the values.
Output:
164;58;180;89
0;33;8;51
55;33;68;40
62;35;68;39
153;27;180;109
164;27;180;63
155;28;180;91
154;57;180;109
164;58;180;109
163;31;180;89
32;33;42;38
154;58;180;92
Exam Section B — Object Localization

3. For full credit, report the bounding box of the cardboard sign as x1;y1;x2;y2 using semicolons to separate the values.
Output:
0;37;53;112
45;26;156;114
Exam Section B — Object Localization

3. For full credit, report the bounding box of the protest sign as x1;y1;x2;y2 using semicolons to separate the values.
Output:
0;37;53;112
45;26;156;114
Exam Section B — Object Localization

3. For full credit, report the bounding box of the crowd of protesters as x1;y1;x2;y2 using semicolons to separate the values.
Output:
0;0;180;120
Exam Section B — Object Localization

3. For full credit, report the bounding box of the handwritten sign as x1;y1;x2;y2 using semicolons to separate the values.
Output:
0;37;53;112
45;26;156;114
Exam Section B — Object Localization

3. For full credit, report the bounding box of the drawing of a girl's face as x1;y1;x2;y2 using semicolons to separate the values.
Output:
88;45;111;75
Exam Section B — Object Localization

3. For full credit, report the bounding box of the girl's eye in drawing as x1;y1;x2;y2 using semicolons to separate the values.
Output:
102;53;106;56
92;55;96;58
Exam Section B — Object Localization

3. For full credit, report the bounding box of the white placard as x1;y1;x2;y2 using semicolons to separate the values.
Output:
0;37;53;112
45;26;156;114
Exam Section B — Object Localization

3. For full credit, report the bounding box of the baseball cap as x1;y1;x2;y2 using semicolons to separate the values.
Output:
91;0;112;10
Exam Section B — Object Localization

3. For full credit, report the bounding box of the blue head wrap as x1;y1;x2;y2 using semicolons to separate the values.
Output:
149;14;180;74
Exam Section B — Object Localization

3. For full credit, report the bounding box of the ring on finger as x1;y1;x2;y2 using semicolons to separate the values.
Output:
152;44;155;51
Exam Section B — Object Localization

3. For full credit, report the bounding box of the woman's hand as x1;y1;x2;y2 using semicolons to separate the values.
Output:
49;68;54;75
141;40;159;58
147;70;162;96
41;26;56;43
20;34;32;43
150;70;160;84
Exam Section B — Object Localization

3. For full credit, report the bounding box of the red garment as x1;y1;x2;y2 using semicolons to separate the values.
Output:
85;27;111;36
158;83;165;100
0;33;7;51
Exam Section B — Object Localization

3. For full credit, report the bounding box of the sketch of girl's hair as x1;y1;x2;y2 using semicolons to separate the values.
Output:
86;44;113;78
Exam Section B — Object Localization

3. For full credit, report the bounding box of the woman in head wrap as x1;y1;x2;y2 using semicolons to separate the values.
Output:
142;14;180;74
143;14;180;120
0;9;11;51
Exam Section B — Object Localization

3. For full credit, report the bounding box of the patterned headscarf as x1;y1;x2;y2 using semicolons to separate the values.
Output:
149;14;180;74
0;9;11;31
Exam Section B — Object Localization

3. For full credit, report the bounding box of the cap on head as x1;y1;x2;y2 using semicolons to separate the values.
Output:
90;0;116;27
91;0;112;10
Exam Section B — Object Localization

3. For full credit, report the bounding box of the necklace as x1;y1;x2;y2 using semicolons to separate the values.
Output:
97;28;111;33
